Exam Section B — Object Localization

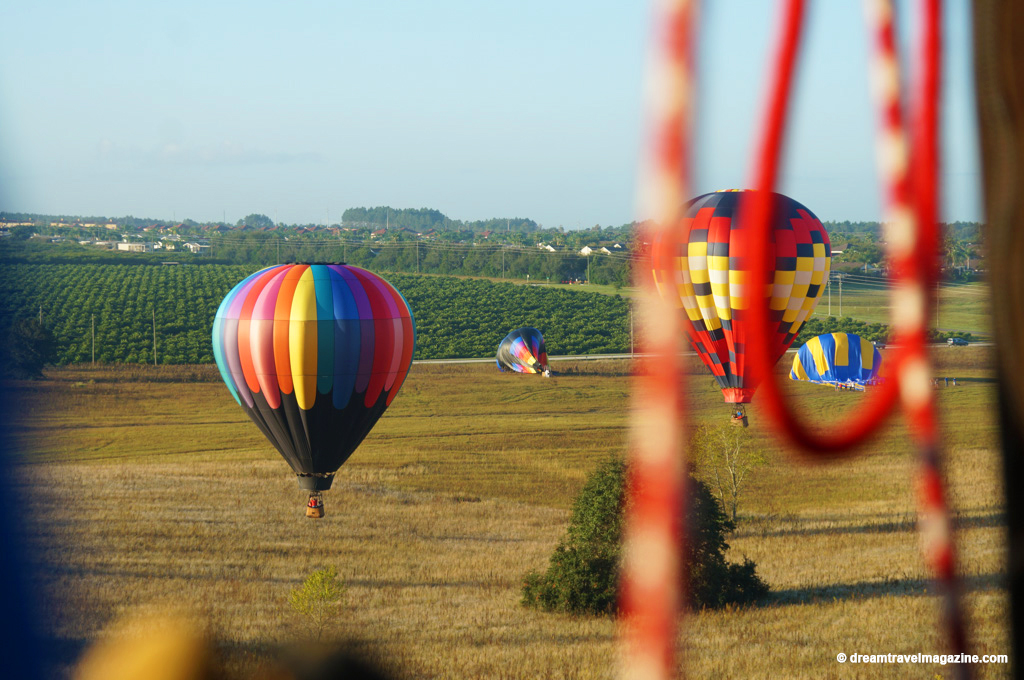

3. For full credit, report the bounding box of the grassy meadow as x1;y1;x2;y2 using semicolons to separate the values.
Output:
5;346;1009;678
812;279;991;337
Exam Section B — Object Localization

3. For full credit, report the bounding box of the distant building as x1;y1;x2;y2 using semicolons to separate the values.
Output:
117;242;150;253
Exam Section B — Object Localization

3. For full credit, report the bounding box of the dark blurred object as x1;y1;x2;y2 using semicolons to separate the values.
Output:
259;644;398;680
2;318;56;379
973;2;1024;677
0;313;43;673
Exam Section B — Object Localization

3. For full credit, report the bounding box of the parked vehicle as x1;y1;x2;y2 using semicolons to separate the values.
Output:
947;337;969;346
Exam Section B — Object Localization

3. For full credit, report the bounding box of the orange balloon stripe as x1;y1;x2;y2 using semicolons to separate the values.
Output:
273;265;308;395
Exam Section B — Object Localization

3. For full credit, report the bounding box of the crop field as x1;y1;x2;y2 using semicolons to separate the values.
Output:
0;264;629;365
4;346;1008;678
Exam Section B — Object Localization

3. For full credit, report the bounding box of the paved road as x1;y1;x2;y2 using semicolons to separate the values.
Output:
411;343;993;366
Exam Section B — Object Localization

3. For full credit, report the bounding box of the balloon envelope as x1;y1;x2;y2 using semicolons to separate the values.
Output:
212;264;415;490
496;327;548;373
651;190;831;403
790;332;882;386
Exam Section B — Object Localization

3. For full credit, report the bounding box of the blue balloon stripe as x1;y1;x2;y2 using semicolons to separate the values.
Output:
311;266;335;395
331;319;361;409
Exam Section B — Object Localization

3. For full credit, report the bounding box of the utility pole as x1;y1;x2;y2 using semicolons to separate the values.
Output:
827;278;831;315
416;242;420;273
277;239;280;263
153;308;157;366
38;306;42;324
630;306;634;356
587;256;591;283
502;250;505;278
91;315;95;366
839;274;843;317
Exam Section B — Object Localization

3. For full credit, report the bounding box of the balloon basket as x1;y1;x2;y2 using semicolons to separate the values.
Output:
729;405;748;428
305;493;325;519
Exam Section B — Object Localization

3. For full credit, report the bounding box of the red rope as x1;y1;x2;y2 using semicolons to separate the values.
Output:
625;0;969;677
620;1;695;678
741;0;970;670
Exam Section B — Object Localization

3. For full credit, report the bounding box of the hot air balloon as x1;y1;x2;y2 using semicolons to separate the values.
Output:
496;327;550;377
651;190;831;424
212;264;415;518
790;332;882;390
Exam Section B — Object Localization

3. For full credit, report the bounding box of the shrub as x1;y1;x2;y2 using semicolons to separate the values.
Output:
1;319;56;379
521;456;768;615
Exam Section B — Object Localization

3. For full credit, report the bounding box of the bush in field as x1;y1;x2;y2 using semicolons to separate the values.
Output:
521;457;768;615
2;319;56;379
289;566;346;641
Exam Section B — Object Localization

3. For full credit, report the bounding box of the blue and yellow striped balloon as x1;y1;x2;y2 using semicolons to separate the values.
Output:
789;332;882;386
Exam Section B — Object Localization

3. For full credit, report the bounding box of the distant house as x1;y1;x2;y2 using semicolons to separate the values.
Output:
117;242;150;253
579;245;597;256
371;229;387;239
183;242;209;254
538;243;564;252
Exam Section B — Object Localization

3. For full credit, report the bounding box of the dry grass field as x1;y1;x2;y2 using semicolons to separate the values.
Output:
5;347;1009;678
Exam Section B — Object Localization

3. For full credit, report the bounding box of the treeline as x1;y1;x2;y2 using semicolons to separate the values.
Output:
824;220;982;242
0;234;634;287
340;207;541;234
0;238;220;266
0;264;631;365
792;315;972;346
197;235;633;287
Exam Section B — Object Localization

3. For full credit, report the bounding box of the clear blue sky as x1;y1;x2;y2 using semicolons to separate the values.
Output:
0;1;979;228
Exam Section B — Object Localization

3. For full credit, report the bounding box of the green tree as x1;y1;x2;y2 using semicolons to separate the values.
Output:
238;213;275;230
521;456;768;615
692;423;768;522
289;566;347;641
2;319;56;379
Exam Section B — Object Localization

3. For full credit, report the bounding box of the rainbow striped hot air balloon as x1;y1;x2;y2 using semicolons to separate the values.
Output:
212;264;415;516
651;190;831;412
496;327;550;376
790;332;882;389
